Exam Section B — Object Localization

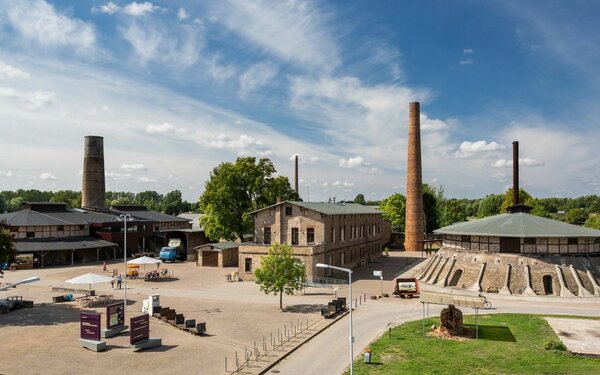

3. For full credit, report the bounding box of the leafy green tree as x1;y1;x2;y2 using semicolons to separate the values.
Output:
565;208;588;226
584;214;600;230
499;188;534;214
423;184;443;234
199;157;296;241
106;191;135;207
477;194;503;218
354;194;366;205
0;221;15;263
380;193;406;232
161;190;185;215
7;197;24;212
0;195;5;213
50;190;81;208
440;199;467;227
135;190;163;211
253;243;306;310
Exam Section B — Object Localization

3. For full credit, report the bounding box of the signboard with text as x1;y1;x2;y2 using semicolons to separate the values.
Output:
106;302;125;329
130;314;150;345
395;278;420;297
80;312;101;341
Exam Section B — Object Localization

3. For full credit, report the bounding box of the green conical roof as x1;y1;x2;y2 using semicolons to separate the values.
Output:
434;212;600;238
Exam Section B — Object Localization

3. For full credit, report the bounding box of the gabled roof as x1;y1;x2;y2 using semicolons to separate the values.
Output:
250;201;381;216
434;212;600;238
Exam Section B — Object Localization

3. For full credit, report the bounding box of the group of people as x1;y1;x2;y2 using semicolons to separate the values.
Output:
103;261;123;289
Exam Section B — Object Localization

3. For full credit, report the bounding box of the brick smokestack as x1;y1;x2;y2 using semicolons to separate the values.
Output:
81;136;106;210
294;154;299;195
405;102;424;252
512;141;519;206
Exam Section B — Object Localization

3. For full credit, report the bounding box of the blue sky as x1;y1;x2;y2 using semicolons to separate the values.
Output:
0;0;599;202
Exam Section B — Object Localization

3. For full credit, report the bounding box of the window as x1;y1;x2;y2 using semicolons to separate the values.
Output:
340;227;345;241
26;232;34;238
524;238;536;245
461;235;471;242
307;228;315;244
57;225;64;231
330;227;335;243
291;227;299;245
244;258;252;272
285;206;293;216
79;225;85;230
264;227;271;244
568;237;578;245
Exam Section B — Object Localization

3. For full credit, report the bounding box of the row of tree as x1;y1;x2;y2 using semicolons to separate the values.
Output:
376;187;600;233
0;189;197;216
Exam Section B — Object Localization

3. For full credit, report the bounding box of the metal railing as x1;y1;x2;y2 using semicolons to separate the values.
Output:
304;276;347;288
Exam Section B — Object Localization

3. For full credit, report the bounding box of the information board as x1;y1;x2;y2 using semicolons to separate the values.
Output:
80;312;101;341
130;314;150;345
106;302;125;329
398;280;418;292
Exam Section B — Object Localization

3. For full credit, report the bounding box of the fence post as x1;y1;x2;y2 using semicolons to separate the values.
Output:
235;351;239;373
225;357;228;373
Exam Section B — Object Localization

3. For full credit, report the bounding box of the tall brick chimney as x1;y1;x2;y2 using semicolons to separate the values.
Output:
294;154;299;195
405;102;424;252
81;136;106;210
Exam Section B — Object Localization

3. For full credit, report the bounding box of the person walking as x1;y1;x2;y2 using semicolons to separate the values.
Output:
102;261;107;272
111;275;115;289
117;274;122;289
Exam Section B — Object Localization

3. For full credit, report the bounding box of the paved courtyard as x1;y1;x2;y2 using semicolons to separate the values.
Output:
546;318;600;356
0;252;422;375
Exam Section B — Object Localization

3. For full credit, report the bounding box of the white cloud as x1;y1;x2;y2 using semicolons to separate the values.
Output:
332;181;354;188
124;2;162;17
491;158;544;168
289;153;319;164
420;114;449;131
39;172;57;180
239;61;278;95
463;48;474;54
121;163;147;172
177;8;189;20
0;171;14;177
120;22;202;68
205;55;236;81
339;156;382;174
455;140;506;158
106;171;132;180
4;0;95;50
137;176;157;183
213;0;340;71
205;134;272;155
92;1;120;15
0;87;55;110
145;123;187;134
459;59;473;65
0;61;30;79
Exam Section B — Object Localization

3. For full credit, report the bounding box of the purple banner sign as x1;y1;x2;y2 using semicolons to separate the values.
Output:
130;314;150;345
80;312;101;341
106;302;125;329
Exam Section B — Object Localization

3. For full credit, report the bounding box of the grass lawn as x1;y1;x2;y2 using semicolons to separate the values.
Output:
349;314;599;374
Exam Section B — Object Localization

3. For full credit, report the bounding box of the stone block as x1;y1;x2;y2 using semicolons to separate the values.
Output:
101;324;128;339
79;338;106;352
129;338;161;351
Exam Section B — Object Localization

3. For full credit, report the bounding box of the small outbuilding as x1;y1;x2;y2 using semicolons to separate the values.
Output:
195;241;239;267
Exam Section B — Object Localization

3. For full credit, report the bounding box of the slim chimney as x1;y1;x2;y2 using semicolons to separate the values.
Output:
294;154;299;195
81;136;106;210
512;141;519;206
405;102;424;252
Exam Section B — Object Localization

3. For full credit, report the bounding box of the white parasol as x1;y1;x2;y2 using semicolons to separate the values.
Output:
127;256;161;276
64;272;114;295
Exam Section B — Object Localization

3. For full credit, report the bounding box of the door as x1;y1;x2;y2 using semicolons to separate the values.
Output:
202;251;219;267
499;237;520;253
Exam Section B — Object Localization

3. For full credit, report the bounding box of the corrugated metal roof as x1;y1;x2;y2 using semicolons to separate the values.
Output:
250;201;381;216
14;237;117;252
177;213;205;230
112;209;189;223
212;241;239;250
0;209;120;225
434;212;600;238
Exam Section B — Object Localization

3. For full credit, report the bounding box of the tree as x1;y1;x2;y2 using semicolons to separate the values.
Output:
380;193;406;232
199;157;296;241
0;195;5;214
423;184;443;234
354;194;366;205
50;190;81;208
253;242;306;310
0;221;15;263
584;214;600;230
565;208;588;226
135;190;163;211
161;190;185;215
499;188;533;214
477;194;503;218
440;199;467;227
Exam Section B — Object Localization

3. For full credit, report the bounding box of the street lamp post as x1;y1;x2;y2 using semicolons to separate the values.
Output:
117;213;133;317
316;263;354;375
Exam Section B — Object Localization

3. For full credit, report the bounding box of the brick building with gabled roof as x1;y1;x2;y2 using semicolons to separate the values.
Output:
238;201;391;280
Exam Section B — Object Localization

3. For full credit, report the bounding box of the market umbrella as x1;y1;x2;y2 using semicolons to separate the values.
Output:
127;256;161;276
64;272;114;296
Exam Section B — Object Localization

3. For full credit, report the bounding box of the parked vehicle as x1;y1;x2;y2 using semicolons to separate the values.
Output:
159;246;186;262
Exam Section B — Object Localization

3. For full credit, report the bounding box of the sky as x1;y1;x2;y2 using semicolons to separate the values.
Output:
0;0;599;202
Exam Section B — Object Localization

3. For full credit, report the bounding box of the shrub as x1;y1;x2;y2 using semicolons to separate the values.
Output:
544;340;567;351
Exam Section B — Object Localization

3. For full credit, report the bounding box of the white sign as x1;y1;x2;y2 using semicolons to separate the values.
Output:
373;270;382;277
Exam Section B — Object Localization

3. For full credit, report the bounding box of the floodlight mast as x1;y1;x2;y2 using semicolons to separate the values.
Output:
315;263;354;375
117;213;133;317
